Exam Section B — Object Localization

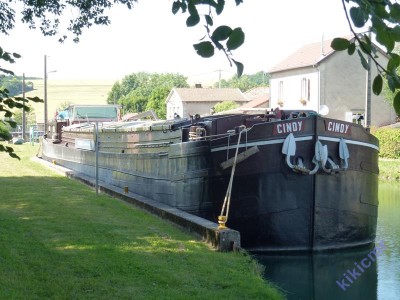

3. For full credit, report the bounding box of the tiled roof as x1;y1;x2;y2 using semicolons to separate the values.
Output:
244;87;270;100
171;88;248;102
239;96;269;108
269;38;338;73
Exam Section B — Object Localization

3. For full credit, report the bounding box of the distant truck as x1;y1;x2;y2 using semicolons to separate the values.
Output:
49;104;121;141
57;104;121;125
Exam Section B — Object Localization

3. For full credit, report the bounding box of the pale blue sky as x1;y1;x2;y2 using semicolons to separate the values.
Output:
1;0;350;83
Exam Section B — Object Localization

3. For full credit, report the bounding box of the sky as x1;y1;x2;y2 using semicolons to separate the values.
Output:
0;0;351;84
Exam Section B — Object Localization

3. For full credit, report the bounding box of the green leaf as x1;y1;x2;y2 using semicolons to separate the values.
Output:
188;1;198;16
376;26;395;52
12;52;21;59
7;120;17;128
216;0;225;15
359;41;372;55
0;68;14;75
331;38;350;51
374;4;389;19
350;6;368;28
232;59;244;77
235;0;243;5
226;27;245;51
372;75;383;95
347;43;356;55
387;75;396;92
9;152;20;160
390;3;400;22
28;96;43;103
394;92;400;116
357;49;370;71
205;15;213;26
390;26;400;42
193;41;215;58
387;55;400;72
211;25;232;41
172;1;181;14
186;14;200;27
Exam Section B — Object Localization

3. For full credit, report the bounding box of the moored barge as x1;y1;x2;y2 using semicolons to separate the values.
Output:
41;105;379;251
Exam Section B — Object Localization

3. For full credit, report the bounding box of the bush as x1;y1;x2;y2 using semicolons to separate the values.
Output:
373;127;400;159
0;122;12;141
214;101;240;113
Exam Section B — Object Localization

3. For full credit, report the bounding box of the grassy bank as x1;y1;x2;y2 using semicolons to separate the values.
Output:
379;158;400;181
0;144;283;300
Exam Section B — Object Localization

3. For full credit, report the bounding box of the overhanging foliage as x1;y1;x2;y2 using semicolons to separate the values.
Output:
331;0;400;116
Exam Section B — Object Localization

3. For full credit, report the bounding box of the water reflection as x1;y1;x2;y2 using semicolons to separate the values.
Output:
255;182;399;300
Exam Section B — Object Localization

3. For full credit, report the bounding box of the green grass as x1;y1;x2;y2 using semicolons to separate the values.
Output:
379;158;400;181
0;144;283;300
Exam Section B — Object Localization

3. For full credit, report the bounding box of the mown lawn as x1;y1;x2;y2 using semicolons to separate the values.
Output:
0;143;283;300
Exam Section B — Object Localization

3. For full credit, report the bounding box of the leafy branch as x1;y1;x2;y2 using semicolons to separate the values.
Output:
172;0;245;76
0;47;43;159
332;0;400;116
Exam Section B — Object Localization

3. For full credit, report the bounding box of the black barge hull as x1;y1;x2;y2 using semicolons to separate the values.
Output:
41;114;379;251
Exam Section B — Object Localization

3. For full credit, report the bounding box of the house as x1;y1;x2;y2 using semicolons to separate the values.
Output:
268;37;397;127
165;87;248;119
243;87;270;108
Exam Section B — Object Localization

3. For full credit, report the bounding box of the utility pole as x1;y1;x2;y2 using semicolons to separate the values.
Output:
365;30;372;128
218;69;222;88
44;55;48;136
43;55;57;136
22;73;26;140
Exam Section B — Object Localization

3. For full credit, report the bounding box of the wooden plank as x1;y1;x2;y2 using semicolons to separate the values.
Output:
220;146;259;170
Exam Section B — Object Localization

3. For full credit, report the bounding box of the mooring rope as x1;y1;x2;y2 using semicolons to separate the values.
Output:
218;125;247;229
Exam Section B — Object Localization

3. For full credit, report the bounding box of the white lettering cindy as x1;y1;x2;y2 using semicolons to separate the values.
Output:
327;121;350;134
276;121;303;134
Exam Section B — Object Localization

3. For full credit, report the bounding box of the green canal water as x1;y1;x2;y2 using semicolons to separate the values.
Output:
256;182;400;300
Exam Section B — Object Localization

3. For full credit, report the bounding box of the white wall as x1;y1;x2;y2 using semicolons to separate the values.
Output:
270;69;319;111
270;51;396;126
166;92;184;120
320;51;395;126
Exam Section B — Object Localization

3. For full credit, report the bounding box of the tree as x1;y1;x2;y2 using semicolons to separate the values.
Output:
214;71;269;91
0;0;138;43
57;101;73;112
13;104;37;127
107;72;189;113
172;0;245;75
145;86;171;119
0;1;245;72
0;121;12;141
0;76;34;96
1;0;399;124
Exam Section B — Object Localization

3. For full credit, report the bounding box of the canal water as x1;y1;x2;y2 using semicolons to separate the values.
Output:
255;182;400;300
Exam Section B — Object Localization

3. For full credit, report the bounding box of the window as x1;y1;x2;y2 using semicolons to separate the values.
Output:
301;78;311;101
278;81;284;100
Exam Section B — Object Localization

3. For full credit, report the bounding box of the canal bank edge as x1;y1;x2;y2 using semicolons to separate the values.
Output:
32;156;241;252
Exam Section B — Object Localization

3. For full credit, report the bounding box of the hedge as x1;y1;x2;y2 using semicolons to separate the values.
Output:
372;127;400;159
